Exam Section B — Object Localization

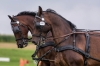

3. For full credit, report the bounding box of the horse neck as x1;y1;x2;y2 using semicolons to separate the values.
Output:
16;15;35;35
48;14;72;34
45;12;73;42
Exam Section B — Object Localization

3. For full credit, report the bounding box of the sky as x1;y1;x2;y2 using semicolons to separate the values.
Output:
0;0;100;35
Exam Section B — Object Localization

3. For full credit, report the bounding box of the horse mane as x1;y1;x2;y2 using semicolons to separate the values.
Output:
16;11;36;17
16;10;76;30
46;9;77;30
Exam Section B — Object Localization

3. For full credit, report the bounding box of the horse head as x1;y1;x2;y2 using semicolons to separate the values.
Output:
8;11;55;66
8;15;29;48
32;6;76;45
32;6;52;45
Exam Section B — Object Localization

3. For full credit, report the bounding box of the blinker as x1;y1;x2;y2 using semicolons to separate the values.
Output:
35;21;45;29
13;26;20;33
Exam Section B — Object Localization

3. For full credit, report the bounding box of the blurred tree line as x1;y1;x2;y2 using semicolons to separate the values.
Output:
0;35;16;43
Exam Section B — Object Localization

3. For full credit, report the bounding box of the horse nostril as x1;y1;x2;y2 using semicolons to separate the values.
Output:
32;41;37;45
18;44;23;48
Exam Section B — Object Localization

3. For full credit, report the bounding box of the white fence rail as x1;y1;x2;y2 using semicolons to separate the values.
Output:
0;57;10;62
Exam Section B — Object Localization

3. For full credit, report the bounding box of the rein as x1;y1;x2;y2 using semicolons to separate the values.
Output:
46;30;100;40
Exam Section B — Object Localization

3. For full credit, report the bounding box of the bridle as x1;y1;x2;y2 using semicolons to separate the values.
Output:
11;20;30;48
32;13;47;44
32;13;56;65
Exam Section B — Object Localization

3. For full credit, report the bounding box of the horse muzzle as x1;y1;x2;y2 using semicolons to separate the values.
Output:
17;42;28;48
18;44;23;48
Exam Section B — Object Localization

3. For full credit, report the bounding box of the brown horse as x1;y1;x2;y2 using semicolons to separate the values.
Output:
32;6;100;66
8;11;56;66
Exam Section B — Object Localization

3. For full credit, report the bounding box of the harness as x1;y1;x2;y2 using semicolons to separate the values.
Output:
32;12;100;66
32;41;55;66
54;29;100;66
55;29;90;66
32;29;100;66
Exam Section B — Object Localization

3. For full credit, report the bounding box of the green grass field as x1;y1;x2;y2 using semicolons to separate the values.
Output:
0;43;37;66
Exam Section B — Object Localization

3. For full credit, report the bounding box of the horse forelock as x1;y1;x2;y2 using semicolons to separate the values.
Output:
16;11;36;17
46;9;76;30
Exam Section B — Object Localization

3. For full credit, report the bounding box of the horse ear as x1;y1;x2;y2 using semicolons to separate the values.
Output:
38;6;43;17
8;15;15;22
